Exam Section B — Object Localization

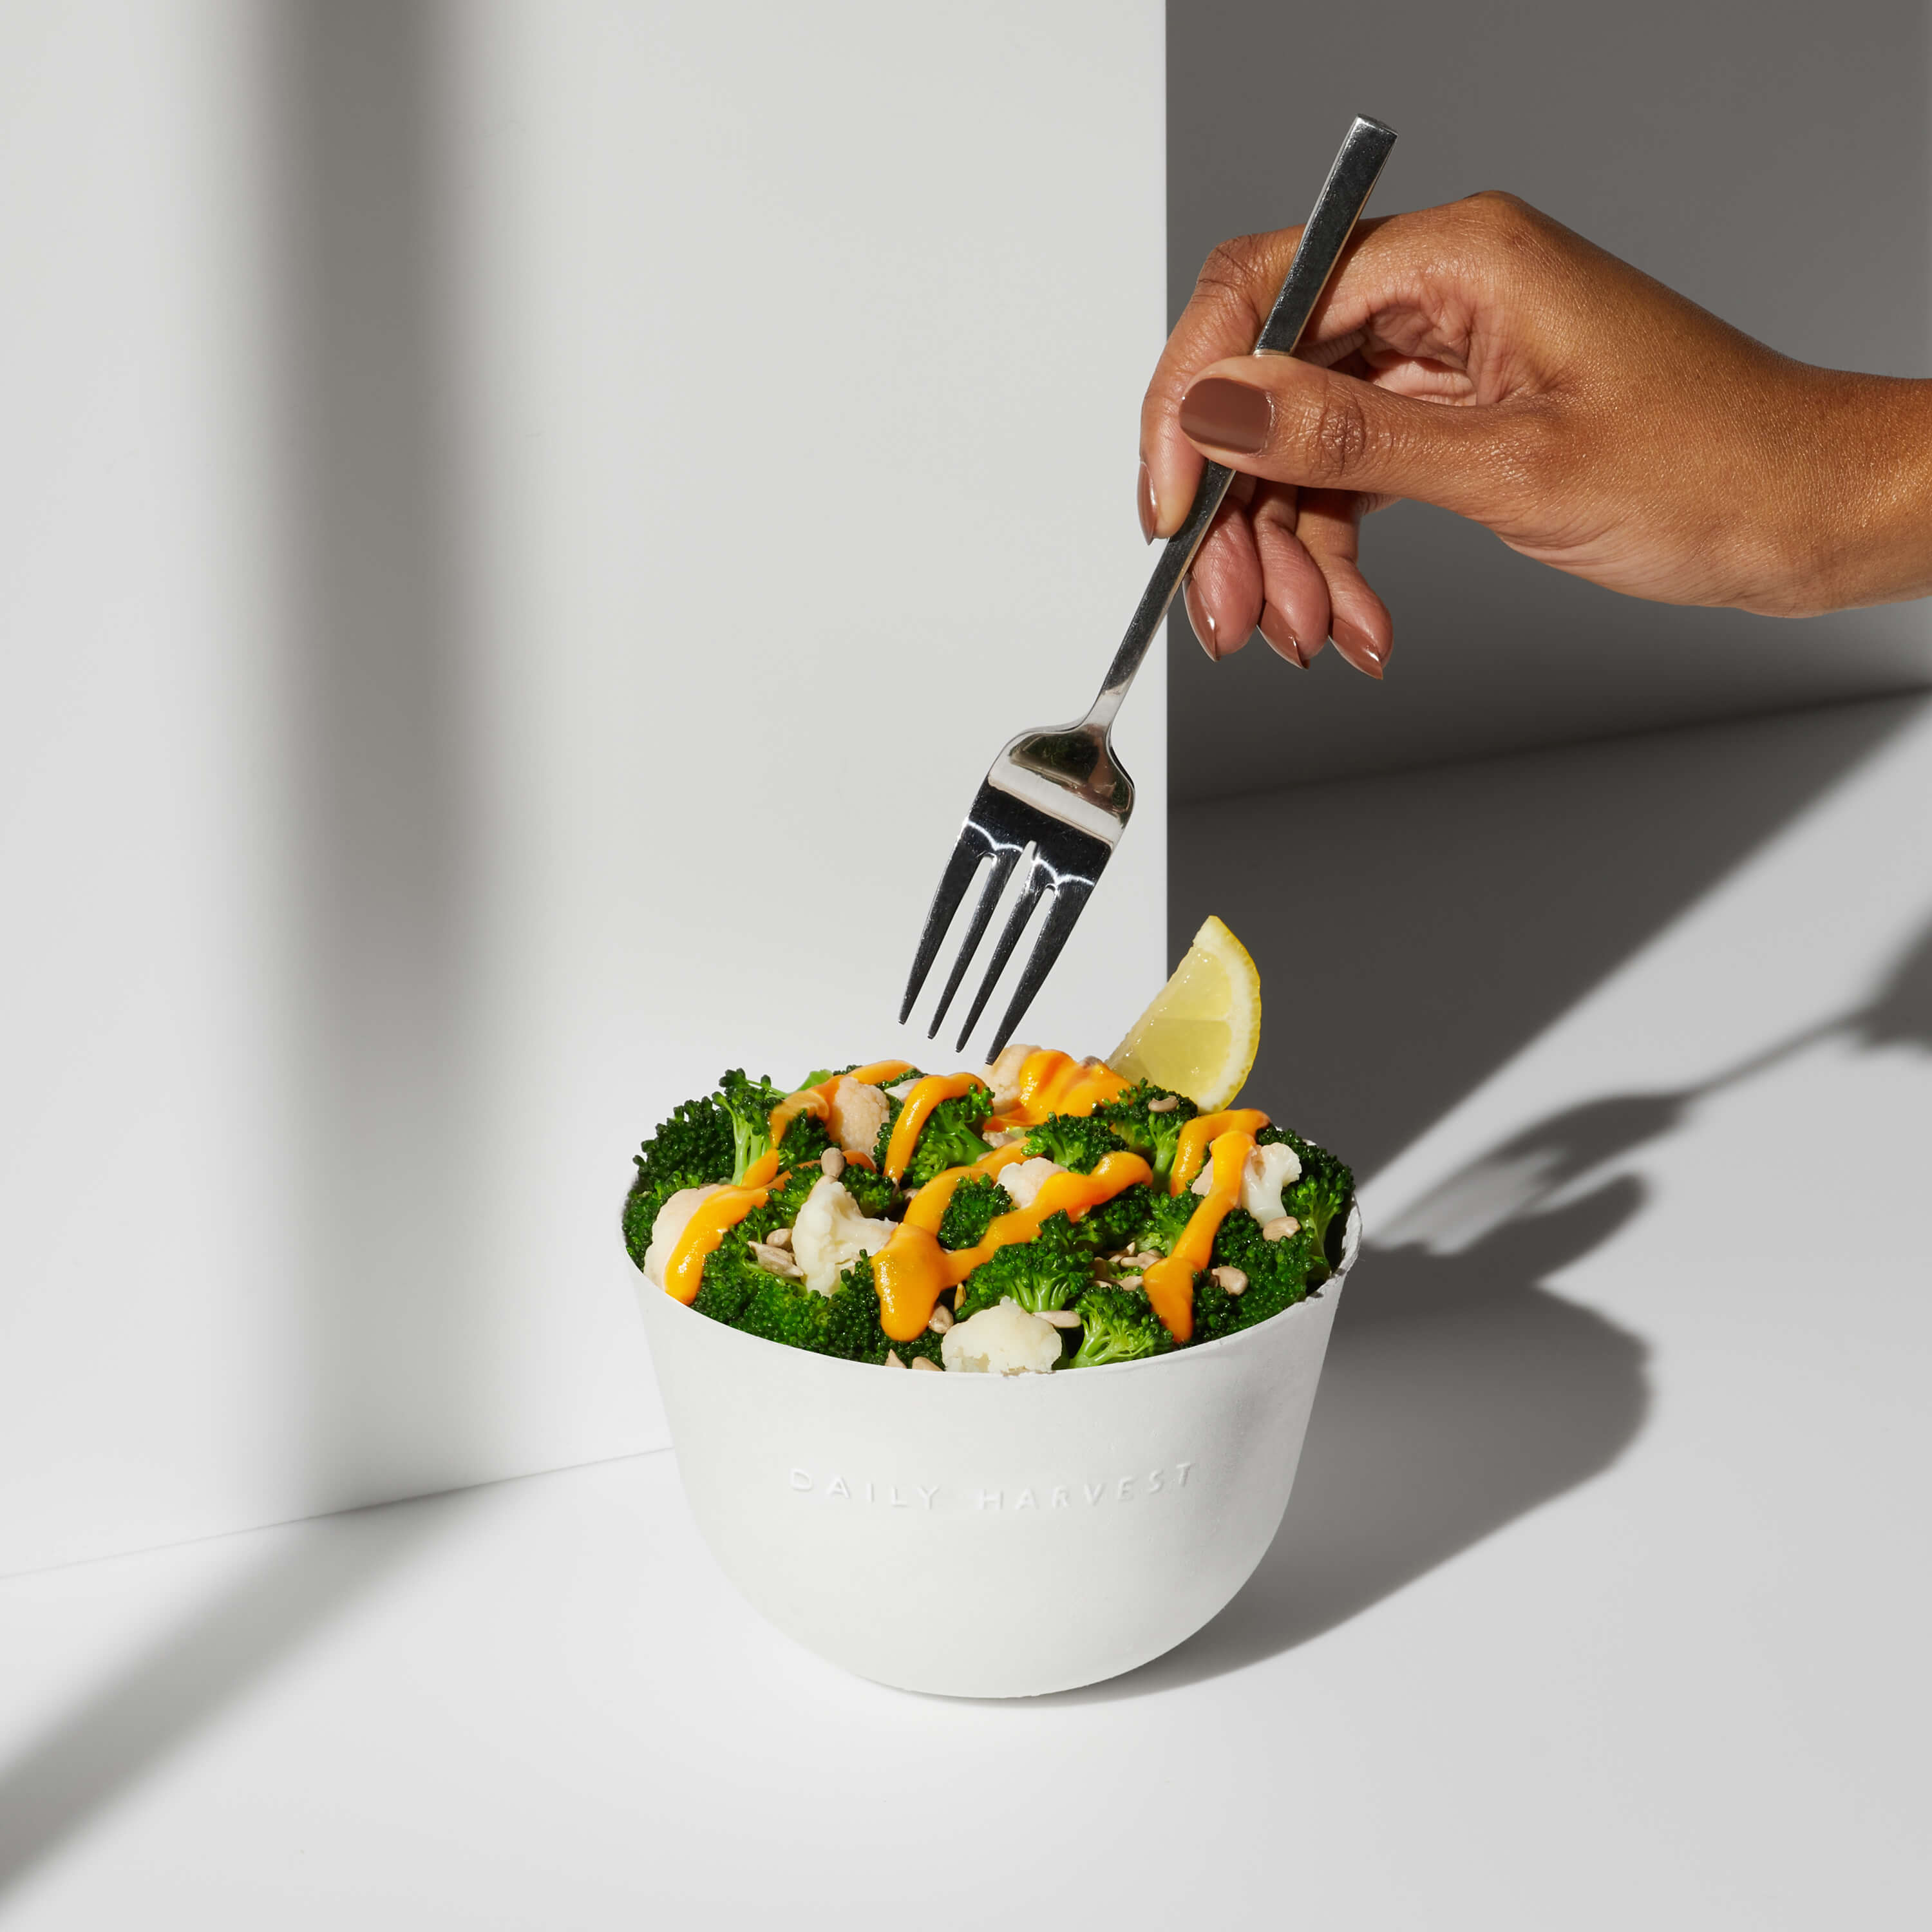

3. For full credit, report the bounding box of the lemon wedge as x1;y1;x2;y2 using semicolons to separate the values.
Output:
1106;915;1261;1110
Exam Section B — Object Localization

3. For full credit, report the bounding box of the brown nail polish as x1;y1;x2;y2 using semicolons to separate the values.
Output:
1332;622;1387;680
1179;377;1273;454
1183;576;1220;660
1137;460;1157;544
1258;605;1307;668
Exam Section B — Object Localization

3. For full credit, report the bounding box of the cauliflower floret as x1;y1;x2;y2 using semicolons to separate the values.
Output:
823;1075;890;1155
998;1156;1065;1210
791;1175;897;1297
982;1042;1041;1115
1191;1140;1302;1224
940;1296;1063;1375
641;1184;724;1289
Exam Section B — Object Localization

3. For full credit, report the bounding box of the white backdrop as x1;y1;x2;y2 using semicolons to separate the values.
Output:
0;0;1166;1577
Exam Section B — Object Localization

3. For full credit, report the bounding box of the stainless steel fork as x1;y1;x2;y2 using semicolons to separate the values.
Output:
899;115;1398;1060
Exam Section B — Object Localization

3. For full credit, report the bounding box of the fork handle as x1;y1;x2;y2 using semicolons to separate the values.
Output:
1082;115;1397;732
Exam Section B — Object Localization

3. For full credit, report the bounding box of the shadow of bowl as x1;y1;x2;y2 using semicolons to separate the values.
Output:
1054;1179;1653;1701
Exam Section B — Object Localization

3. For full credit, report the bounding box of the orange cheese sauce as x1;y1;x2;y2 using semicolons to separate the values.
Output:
882;1072;987;1180
1168;1108;1271;1195
663;1176;787;1305
846;1059;918;1088
1142;1130;1255;1343
871;1148;1151;1343
990;1049;1131;1131
737;1149;783;1190
765;1061;916;1156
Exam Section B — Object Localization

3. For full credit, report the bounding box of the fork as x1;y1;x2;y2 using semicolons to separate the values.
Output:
898;115;1398;1060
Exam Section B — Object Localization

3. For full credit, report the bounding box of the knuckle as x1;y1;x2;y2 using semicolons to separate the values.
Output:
1459;190;1559;270
1302;386;1376;485
1195;231;1286;325
1448;191;1574;312
1463;189;1536;236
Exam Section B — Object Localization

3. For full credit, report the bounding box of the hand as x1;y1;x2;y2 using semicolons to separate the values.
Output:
1142;192;1932;676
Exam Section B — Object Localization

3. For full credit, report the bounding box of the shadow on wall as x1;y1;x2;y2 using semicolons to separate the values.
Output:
1040;699;1932;1703
1063;857;1932;1703
0;1;476;1898
1171;697;1922;1179
1164;0;1932;797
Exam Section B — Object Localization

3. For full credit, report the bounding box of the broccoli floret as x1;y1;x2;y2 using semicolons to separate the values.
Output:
937;1173;1009;1249
1021;1112;1130;1174
831;1255;946;1367
1134;1188;1204;1259
688;1244;764;1329
720;1065;849;1173
716;1068;786;1183
1066;1285;1171;1368
734;1154;896;1243
685;1157;833;1307
875;1088;996;1189
746;1162;820;1233
723;1250;941;1367
622;1092;737;1267
833;1159;899;1218
954;1212;1094;1319
684;1163;816;1325
1186;1268;1243;1345
731;1263;838;1354
1191;1205;1327;1338
776;1108;833;1170
1256;1126;1355;1276
1070;1180;1160;1257
1090;1081;1199;1188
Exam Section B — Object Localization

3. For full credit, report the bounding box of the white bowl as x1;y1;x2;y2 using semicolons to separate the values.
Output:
635;1206;1359;1698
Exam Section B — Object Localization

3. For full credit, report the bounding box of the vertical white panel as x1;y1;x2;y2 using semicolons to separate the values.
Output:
0;0;1165;1574
0;3;313;1573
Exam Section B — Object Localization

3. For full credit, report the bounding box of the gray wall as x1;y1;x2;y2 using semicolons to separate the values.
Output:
1166;0;1932;799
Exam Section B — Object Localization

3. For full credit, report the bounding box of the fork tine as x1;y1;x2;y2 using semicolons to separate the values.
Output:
984;873;1096;1061
953;855;1049;1053
926;842;1023;1039
897;827;992;1024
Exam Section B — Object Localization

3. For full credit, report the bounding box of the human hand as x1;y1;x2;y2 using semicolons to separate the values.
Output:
1142;192;1932;676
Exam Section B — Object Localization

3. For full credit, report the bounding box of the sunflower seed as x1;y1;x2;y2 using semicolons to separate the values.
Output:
746;1240;802;1278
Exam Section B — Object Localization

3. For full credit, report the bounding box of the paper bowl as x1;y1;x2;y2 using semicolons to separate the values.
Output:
634;1206;1359;1698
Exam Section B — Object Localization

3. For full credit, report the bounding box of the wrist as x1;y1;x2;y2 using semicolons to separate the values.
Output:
1774;372;1932;616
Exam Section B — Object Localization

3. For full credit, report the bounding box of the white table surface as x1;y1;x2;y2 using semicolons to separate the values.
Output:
3;699;1929;1929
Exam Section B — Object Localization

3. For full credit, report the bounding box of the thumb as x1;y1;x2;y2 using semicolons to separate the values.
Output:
1177;355;1537;521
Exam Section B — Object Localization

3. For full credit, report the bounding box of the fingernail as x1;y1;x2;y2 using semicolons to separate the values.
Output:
1258;605;1307;668
1183;576;1221;659
1333;621;1387;680
1137;460;1157;543
1178;377;1273;454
